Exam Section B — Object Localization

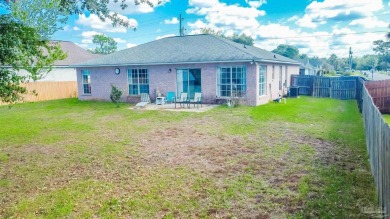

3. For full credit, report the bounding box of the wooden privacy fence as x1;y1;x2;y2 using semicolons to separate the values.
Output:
291;75;390;216
291;75;361;99
21;81;78;102
362;84;390;218
365;79;390;114
0;81;77;105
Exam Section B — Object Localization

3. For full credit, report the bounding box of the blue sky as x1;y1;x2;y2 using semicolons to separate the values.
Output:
51;0;389;58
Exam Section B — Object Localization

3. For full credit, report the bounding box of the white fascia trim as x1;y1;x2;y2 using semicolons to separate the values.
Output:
73;59;300;68
71;60;255;67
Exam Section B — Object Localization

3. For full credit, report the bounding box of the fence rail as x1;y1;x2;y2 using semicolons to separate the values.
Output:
362;84;390;218
291;75;360;99
365;80;390;114
0;81;77;105
292;75;390;217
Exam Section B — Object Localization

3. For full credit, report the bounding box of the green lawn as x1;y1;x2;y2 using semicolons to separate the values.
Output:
383;114;390;124
0;97;376;218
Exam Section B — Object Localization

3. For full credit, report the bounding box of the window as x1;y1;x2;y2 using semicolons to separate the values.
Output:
279;66;283;90
285;66;288;88
272;65;275;80
128;69;149;95
217;66;246;97
176;69;201;98
81;70;91;94
259;65;267;96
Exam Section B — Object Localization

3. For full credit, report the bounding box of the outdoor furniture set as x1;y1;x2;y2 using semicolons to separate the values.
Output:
136;92;202;109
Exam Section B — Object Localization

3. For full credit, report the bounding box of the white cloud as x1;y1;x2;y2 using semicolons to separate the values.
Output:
80;31;102;44
63;25;71;31
188;0;220;8
108;0;170;14
185;0;387;58
76;13;137;33
113;38;126;43
156;34;175;40
126;43;137;48
296;0;383;28
246;0;266;8
296;15;319;28
287;15;299;22
187;0;265;35
187;19;208;29
164;17;179;24
349;17;388;28
254;23;387;58
73;26;80;31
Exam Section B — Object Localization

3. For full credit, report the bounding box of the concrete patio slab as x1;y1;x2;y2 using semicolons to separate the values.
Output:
129;103;220;113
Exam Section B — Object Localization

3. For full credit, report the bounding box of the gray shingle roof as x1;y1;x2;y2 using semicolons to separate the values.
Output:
73;34;300;67
51;41;102;66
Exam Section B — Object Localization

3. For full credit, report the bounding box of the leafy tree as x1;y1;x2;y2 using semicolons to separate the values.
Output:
372;25;390;70
200;27;224;37
299;54;308;59
230;33;254;46
200;28;254;45
327;54;344;71
373;40;390;70
9;0;67;39
25;43;68;81
1;0;155;29
272;44;299;59
0;15;65;104
0;0;154;104
89;34;117;54
387;24;390;40
355;55;378;70
110;85;122;107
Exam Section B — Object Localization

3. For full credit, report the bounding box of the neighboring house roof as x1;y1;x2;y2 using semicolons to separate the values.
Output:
51;41;102;66
297;58;315;69
309;59;323;68
74;34;300;67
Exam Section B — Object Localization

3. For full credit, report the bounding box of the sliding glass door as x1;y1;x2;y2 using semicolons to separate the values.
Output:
176;69;201;98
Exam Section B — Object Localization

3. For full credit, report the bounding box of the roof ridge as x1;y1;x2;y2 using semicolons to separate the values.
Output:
209;35;256;60
214;36;298;63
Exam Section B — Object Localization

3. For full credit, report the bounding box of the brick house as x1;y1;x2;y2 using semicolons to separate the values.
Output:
74;34;300;106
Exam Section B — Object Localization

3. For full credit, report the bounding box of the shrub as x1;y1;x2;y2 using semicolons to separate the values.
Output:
110;85;122;107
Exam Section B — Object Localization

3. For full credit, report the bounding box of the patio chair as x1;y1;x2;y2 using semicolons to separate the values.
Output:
165;91;176;104
135;93;150;108
174;92;188;108
189;92;202;108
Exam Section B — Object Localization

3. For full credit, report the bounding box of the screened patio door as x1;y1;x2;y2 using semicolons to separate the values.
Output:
176;69;201;98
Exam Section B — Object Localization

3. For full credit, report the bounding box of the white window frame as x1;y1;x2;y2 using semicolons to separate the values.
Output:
128;69;149;96
279;65;283;90
216;66;246;98
272;65;275;80
259;65;267;96
81;70;91;95
285;66;288;88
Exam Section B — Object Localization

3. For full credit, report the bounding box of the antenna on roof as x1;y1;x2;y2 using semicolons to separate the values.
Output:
179;14;185;36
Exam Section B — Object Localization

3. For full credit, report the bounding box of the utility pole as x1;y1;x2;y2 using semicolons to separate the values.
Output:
179;14;184;36
348;47;353;72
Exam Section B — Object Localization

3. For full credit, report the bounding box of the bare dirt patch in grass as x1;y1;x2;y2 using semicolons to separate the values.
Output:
135;118;343;217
